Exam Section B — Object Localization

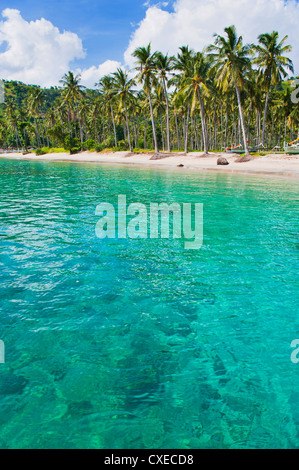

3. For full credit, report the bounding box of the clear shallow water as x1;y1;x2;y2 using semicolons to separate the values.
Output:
0;158;298;449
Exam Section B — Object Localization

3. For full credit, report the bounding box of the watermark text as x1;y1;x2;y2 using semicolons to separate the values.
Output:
0;340;5;364
95;195;203;250
291;339;299;364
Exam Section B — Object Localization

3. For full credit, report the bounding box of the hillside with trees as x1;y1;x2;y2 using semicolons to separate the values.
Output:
0;26;298;156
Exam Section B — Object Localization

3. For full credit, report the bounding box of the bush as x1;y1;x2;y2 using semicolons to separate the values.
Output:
117;140;129;151
64;136;81;155
137;138;145;148
103;136;116;148
35;148;47;156
49;148;66;154
84;139;96;151
95;143;105;152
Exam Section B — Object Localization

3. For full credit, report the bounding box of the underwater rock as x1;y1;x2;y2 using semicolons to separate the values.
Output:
0;372;28;395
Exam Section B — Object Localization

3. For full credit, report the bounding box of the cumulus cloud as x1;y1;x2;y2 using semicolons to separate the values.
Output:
125;0;299;73
0;8;119;88
78;60;122;88
0;2;297;89
0;8;85;87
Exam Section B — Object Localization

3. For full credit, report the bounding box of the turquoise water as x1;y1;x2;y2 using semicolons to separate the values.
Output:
0;158;298;449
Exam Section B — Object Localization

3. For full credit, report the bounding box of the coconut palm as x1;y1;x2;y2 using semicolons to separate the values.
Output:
60;71;85;149
155;52;174;152
178;50;212;154
112;68;136;152
98;75;118;147
133;44;159;154
208;25;253;160
253;31;294;145
27;88;44;147
4;98;23;150
171;47;194;153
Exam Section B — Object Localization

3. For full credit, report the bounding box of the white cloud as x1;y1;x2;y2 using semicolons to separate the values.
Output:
125;0;299;74
0;9;124;88
0;2;297;89
0;8;85;87
78;60;122;88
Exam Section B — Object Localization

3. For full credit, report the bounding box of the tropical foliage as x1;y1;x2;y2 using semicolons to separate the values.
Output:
0;26;297;156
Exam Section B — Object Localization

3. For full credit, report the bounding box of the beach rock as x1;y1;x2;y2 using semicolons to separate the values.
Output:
150;153;170;160
217;157;229;166
177;164;184;167
235;154;253;163
196;153;210;158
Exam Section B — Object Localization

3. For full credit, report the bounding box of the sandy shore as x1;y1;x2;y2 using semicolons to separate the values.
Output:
1;150;299;179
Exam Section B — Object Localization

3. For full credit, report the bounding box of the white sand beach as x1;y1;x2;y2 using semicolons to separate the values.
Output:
1;151;299;179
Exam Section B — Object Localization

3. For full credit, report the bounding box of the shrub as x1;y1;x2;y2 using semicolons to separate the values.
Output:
117;140;129;151
95;143;105;152
35;148;47;156
84;139;96;151
137;138;145;148
103;136;116;148
49;148;66;154
64;136;81;155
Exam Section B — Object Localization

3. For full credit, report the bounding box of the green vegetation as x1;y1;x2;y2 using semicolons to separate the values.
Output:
0;25;298;156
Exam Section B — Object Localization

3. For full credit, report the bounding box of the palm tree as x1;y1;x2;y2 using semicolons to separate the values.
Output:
155;52;174;152
171;46;194;153
98;75;118;147
133;44;159;154
60;71;85;149
253;31;293;145
208;25;253;161
152;85;166;149
112;68;136;152
178;50;211;154
87;96;102;143
4;98;23;150
27;88;44;147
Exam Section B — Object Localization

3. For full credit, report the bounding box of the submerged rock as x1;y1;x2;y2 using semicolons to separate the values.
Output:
0;372;28;395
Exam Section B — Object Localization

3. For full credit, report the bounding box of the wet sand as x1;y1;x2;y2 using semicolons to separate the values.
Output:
1;150;299;179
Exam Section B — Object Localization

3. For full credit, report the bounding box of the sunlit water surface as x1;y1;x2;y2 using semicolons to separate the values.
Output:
0;158;298;449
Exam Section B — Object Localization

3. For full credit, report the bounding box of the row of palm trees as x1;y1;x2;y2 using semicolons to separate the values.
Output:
1;25;297;159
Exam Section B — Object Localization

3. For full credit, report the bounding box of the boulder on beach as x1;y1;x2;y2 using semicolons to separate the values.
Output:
217;157;229;166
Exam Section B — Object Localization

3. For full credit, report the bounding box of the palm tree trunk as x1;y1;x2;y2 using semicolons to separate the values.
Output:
247;102;252;141
262;88;270;146
15;125;22;151
235;85;251;159
110;104;118;147
224;107;228;149
162;78;171;152
75;102;83;150
148;92;159;154
144;120;147;149
34;117;41;148
184;107;190;153
175;114;180;150
197;89;208;154
124;102;132;152
67;104;72;137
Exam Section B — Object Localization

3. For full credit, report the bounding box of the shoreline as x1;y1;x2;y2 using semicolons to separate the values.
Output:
1;150;299;180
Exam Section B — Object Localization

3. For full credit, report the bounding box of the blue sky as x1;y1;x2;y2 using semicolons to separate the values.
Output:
0;0;297;87
0;0;174;69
